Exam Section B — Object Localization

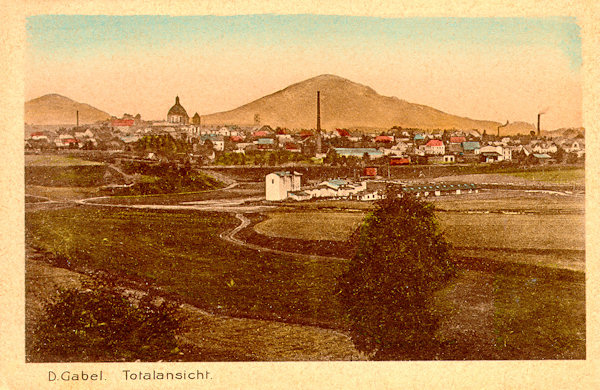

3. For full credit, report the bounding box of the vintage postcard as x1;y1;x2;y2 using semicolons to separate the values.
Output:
2;1;599;389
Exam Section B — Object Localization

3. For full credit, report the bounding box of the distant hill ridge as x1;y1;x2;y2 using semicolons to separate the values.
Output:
26;76;577;135
25;94;111;126
202;74;525;133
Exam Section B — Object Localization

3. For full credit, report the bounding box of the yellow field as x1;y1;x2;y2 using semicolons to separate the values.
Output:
254;192;585;271
501;168;584;184
25;154;103;167
254;211;366;241
438;212;584;251
25;185;100;200
254;210;583;249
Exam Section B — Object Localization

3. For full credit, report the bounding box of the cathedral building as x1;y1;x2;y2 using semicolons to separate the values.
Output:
167;96;189;124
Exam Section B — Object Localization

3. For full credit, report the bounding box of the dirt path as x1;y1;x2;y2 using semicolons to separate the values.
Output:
198;168;238;186
25;252;365;361
107;163;135;182
220;213;349;263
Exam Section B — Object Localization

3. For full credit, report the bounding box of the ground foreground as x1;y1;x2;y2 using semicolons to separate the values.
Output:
24;159;585;360
26;189;585;360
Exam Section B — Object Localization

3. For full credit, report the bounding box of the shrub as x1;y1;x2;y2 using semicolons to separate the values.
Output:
31;278;186;362
338;189;456;359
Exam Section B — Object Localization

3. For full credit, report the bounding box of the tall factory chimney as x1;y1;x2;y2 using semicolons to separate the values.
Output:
537;114;540;136
316;91;322;155
76;110;79;128
497;120;509;137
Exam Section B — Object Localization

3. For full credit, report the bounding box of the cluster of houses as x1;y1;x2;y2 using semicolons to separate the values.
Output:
26;127;144;151
26;96;585;165
265;171;478;202
329;132;584;165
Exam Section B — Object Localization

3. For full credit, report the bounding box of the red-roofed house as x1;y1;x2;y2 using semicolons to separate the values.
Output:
450;136;466;144
375;135;394;143
30;132;48;141
230;136;243;142
253;130;269;137
111;119;135;132
285;142;301;152
55;137;79;148
390;156;410;165
336;128;350;137
423;139;446;155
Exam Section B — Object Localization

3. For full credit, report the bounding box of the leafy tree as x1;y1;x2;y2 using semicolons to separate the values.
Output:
551;147;565;163
566;152;579;164
338;189;456;359
31;278;186;362
362;152;370;167
268;152;277;166
254;153;265;166
324;149;336;165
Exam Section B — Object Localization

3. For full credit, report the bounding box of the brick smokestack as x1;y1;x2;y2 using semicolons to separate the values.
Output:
537;113;541;136
76;110;79;128
316;91;322;154
497;120;509;137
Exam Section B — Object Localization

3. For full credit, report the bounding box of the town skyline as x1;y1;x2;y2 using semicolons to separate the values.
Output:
26;15;582;129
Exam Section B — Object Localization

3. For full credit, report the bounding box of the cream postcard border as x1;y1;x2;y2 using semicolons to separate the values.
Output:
1;1;598;389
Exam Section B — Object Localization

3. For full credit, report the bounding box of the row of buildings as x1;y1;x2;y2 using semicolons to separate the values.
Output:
26;96;586;164
265;171;478;202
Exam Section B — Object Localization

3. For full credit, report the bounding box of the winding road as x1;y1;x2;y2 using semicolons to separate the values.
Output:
26;181;341;261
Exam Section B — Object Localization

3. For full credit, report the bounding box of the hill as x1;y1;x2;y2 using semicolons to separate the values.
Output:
201;74;505;132
500;121;537;136
544;127;585;138
25;94;111;126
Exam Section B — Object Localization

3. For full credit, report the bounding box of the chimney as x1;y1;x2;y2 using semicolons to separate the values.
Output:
316;91;322;154
537;114;541;136
497;120;509;138
76;110;79;128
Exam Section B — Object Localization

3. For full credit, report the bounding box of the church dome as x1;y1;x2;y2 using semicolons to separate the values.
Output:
168;96;189;117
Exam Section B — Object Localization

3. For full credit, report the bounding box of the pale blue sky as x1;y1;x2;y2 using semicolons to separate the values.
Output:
27;16;581;67
26;15;582;128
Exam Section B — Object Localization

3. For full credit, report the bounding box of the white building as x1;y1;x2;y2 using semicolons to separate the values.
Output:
533;142;558;155
560;140;585;156
304;180;367;200
265;171;302;201
479;145;512;161
421;139;445;155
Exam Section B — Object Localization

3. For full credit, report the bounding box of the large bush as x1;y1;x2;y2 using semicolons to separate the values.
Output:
31;278;186;362
338;189;456;359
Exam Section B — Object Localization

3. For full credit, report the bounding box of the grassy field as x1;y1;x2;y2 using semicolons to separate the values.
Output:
255;211;365;241
431;190;585;214
94;185;263;205
438;212;584;251
501;168;584;184
434;269;585;359
253;207;584;250
26;207;347;328
281;199;374;211
25;154;104;167
26;205;585;359
490;272;585;358
25;185;101;201
254;192;585;271
26;165;110;187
